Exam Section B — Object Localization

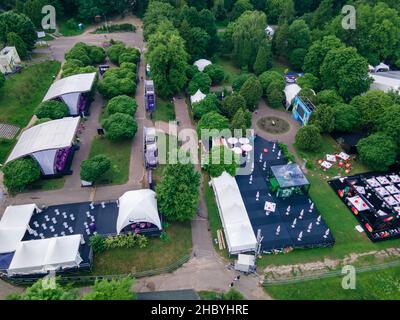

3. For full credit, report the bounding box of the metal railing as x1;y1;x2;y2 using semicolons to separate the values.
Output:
263;259;400;286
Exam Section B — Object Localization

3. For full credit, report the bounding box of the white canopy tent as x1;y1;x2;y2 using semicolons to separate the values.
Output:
0;204;37;254
117;189;162;234
8;234;83;276
211;172;257;254
190;89;206;104
370;72;400;93
284;84;301;109
43;73;96;115
374;62;390;73
6;117;80;175
193;59;212;72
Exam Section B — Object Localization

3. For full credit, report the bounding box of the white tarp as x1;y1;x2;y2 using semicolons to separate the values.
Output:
61;92;81;115
31;149;58;175
211;172;257;254
284;84;301;108
8;235;83;275
374;62;390;72
43;73;96;102
193;59;212;72
117;189;162;234
0;204;37;254
190;89;206;104
6;117;80;164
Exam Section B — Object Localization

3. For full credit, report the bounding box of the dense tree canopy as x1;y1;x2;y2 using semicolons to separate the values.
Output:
309;104;335;133
231;107;252;135
107;95;138;116
296;73;320;91
315;89;343;107
197;111;230;137
192;93;220;120
188;72;212;95
204;146;239;177
80;154;111;182
204;64;225;85
221;92;247;119
333;103;361;133
376;104;400;146
7;32;28;60
3;158;41;193
156;162;200;222
35;100;69;119
239;76;262;110
295;125;322;151
102;113;138;140
253;42;273;76
83;277;136;300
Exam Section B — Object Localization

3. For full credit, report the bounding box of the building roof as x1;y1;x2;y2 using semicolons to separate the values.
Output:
270;163;309;188
6;117;80;164
117;189;162;234
0;204;37;254
7;234;83;276
190;89;206;104
43;73;96;102
193;59;212;72
211;172;257;254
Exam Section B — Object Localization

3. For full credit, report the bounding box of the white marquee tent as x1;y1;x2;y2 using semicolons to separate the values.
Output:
117;189;162;234
43;73;96;115
6;117;80;175
0;204;37;254
374;62;390;73
193;59;212;72
370;72;400;93
211;172;257;254
190;89;206;105
7;234;83;276
284;84;301;109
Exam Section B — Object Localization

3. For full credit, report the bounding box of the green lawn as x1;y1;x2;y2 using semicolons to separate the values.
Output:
257;135;400;267
93;222;192;275
0;61;61;126
213;56;242;85
88;136;132;185
27;177;66;191
58;20;86;36
0;139;16;165
266;265;400;300
152;97;176;123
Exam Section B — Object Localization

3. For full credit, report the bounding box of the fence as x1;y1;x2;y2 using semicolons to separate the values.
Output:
263;259;400;286
4;254;191;286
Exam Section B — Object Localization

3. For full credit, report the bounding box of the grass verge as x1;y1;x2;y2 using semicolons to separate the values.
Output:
152;97;176;123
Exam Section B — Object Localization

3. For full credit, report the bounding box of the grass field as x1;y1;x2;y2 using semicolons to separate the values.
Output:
0;61;61;126
152;97;176;123
58;19;86;36
28;177;66;191
93;222;192;274
213;56;242;85
266;264;400;300
88;136;132;185
0;139;16;165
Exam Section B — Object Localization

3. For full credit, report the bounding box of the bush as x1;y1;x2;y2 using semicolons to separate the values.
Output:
34;118;51;126
188;72;212;95
35;100;69;119
278;143;295;163
102;113;138;140
107;43;126;64
80;154;111;182
204;64;225;85
90;234;106;253
65;43;106;66
107;95;137;116
295;125;322;152
103;233;148;250
3;158;41;192
98;63;136;99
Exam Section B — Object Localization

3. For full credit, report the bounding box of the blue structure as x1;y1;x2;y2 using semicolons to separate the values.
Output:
292;95;315;126
144;80;156;112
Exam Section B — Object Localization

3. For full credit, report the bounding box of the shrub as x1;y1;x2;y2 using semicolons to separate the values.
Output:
3;158;41;192
35;100;69;119
278;143;295;163
90;234;106;253
295;125;322;152
102;113;138;140
80;154;111;182
107;95;137;116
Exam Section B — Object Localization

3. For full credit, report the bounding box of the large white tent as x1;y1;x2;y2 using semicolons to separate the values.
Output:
6;117;80;175
370;72;400;93
190;89;206;105
43;73;96;115
211;172;257;254
193;59;212;72
284;84;301;109
0;204;37;254
117;189;162;234
8;234;83;276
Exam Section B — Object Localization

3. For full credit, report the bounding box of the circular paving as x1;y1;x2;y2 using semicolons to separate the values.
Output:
256;116;291;135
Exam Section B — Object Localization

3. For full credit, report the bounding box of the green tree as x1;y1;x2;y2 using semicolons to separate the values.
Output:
265;0;295;24
320;46;372;100
315;89;343;107
0;11;37;51
231;0;253;21
295;125;322;151
231;107;252;135
83;277;136;300
272;22;289;59
221;92;247;119
204;146;239;178
156;162;200;222
239;77;262;111
107;95;138;116
102;113;138;140
296;73;321;91
204;64;225;85
266;87;285;109
357;133;397;171
80;154;111;182
188;72;212;95
3;158;41;193
259;71;285;95
350;90;393;129
253;43;272;76
223;288;245;300
333;103;361;133
143;1;176;40
98;63;136;99
180;23;210;61
289;48;307;70
288;19;311;52
376;104;400;145
192;94;220;120
309;104;335;133
0;73;5;89
232;73;252;92
35;100;69;119
6;32;28;60
197;111;230;137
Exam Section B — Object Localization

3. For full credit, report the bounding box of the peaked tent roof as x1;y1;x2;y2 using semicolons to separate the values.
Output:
374;62;390;72
284;84;301;106
190;89;206;104
193;59;212;72
6;117;80;163
43;73;96;101
117;189;162;234
0;204;37;254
